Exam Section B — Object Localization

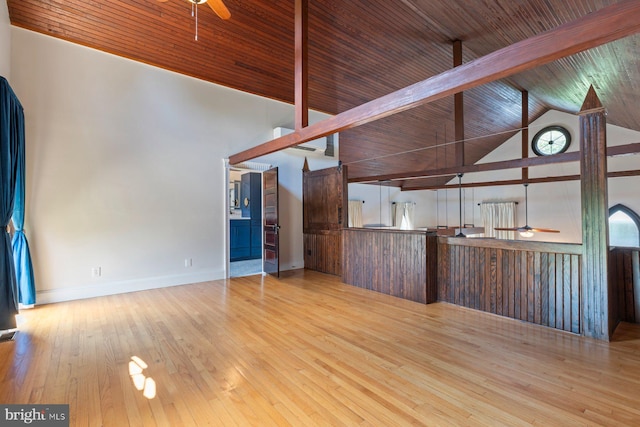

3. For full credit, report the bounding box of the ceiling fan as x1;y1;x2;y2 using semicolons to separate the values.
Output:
157;0;230;40
157;0;231;20
494;183;559;238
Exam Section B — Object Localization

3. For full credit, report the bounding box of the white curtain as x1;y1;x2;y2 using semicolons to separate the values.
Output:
393;202;414;230
348;200;363;228
481;202;516;240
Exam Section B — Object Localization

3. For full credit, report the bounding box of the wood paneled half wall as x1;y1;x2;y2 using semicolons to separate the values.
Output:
342;228;438;304
338;231;638;340
438;237;583;334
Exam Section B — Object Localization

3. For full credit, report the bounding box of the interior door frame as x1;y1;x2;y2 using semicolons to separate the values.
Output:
223;159;272;278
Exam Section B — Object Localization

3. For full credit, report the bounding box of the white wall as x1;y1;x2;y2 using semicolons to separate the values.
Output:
0;0;10;79
10;28;335;303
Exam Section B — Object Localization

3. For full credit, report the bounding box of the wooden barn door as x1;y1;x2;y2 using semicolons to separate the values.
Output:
303;164;347;276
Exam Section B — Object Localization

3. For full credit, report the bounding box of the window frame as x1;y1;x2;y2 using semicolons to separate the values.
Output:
531;125;572;156
608;203;640;248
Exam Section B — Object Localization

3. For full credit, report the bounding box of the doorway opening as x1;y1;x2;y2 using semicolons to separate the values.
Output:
226;161;272;278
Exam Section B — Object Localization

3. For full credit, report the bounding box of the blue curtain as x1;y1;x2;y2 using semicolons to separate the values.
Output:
0;77;20;329
11;88;35;306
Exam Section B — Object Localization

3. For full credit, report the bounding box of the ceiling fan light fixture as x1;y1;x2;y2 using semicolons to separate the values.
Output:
519;230;534;238
188;0;207;4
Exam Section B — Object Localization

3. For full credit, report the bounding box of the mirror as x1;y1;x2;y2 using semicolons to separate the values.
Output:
229;180;240;209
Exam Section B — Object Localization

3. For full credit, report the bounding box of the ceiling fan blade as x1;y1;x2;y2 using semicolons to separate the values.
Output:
207;0;231;19
529;227;560;233
494;226;560;233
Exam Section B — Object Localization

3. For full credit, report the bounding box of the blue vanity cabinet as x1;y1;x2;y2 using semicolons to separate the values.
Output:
230;219;251;261
250;224;262;258
239;172;263;259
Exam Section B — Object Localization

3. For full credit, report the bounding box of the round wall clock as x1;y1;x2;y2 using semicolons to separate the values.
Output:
531;125;571;156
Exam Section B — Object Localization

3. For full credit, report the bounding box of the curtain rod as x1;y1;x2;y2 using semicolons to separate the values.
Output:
477;201;519;205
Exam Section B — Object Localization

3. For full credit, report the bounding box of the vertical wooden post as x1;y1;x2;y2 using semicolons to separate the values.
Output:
521;90;529;182
453;40;464;167
579;85;611;340
295;0;309;130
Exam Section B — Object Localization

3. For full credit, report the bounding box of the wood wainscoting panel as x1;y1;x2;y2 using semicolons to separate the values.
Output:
438;237;582;333
343;228;437;304
304;231;342;275
610;247;640;324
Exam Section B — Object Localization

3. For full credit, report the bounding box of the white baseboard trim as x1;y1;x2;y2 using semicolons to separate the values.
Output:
36;269;226;305
280;259;304;271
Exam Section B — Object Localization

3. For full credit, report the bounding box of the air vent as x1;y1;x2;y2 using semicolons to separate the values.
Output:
273;127;338;158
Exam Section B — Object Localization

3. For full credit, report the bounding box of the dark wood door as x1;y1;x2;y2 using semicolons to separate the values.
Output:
240;173;251;217
263;167;279;277
303;165;347;276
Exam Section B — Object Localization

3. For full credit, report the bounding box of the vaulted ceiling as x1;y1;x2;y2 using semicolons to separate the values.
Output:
7;0;640;189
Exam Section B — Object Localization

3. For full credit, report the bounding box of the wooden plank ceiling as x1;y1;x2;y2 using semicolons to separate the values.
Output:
7;0;640;189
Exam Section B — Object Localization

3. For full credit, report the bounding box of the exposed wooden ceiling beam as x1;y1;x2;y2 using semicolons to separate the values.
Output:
454;40;464;167
229;0;640;165
353;150;579;183
402;170;640;191
295;0;308;130
351;141;640;184
522;90;529;182
356;143;640;183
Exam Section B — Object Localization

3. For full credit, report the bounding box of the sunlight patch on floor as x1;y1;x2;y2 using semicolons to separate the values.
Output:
128;356;156;399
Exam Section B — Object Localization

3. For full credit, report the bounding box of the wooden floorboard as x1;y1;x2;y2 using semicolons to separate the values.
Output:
2;269;640;426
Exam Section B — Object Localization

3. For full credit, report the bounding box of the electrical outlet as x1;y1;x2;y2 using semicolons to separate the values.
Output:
184;258;192;268
92;267;101;277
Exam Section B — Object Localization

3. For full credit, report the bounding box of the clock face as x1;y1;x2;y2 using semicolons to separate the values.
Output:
532;125;571;156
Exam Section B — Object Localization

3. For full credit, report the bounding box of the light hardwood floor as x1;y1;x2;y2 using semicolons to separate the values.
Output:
2;269;640;426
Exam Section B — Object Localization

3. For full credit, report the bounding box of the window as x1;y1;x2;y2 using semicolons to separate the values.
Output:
609;204;640;247
531;125;571;156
